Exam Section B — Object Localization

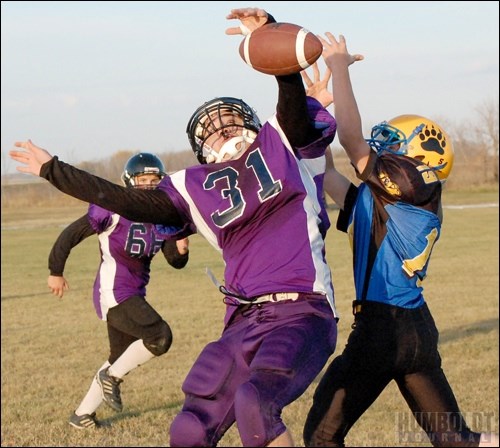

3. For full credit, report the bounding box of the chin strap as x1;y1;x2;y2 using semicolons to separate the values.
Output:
203;130;257;163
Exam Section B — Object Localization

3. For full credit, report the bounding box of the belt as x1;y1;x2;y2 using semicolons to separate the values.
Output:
353;300;389;315
251;292;301;304
352;300;363;315
352;299;429;318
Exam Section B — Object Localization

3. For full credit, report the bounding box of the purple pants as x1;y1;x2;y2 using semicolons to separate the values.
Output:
169;295;337;447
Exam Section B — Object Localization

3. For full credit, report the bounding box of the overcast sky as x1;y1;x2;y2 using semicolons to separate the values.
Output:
2;1;499;175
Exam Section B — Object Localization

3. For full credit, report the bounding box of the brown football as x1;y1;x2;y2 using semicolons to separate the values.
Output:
238;22;322;76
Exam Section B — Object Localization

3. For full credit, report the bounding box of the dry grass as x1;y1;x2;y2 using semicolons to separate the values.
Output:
1;189;498;447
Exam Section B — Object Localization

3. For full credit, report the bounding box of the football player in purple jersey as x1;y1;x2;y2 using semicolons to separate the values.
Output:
47;153;190;430
10;7;339;447
300;36;499;447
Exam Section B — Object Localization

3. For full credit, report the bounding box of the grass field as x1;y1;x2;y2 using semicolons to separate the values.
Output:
1;189;499;447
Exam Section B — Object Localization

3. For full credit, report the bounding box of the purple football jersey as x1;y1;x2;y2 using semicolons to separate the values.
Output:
88;204;165;320
157;101;338;324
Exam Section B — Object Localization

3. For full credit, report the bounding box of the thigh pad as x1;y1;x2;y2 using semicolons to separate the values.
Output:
182;341;234;398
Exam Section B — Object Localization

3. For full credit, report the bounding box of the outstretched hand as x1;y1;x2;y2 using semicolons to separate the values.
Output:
301;62;333;109
225;7;269;36
9;140;52;177
318;32;364;67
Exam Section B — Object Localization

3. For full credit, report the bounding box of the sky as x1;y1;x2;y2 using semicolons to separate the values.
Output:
1;1;499;175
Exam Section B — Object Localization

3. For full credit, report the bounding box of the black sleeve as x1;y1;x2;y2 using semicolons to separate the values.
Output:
40;157;183;227
161;240;189;269
336;183;359;233
275;74;322;148
263;10;321;148
48;214;96;276
266;13;276;24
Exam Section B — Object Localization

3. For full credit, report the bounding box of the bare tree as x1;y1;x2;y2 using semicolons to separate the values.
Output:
474;99;499;182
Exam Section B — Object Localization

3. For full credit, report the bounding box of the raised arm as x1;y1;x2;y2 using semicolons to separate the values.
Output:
301;63;351;209
225;8;321;148
319;33;369;173
323;147;351;210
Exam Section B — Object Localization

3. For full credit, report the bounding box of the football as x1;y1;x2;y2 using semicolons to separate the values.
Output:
238;22;323;76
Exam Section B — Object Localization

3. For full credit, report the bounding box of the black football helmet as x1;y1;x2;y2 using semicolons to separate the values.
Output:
121;153;166;189
186;97;262;164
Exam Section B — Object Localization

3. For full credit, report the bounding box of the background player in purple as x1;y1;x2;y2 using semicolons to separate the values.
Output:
301;35;499;447
9;7;338;446
47;153;190;429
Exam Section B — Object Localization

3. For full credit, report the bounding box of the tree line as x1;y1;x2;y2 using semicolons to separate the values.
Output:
2;101;498;208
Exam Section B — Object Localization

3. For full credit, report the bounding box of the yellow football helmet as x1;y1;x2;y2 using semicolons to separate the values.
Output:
367;114;454;182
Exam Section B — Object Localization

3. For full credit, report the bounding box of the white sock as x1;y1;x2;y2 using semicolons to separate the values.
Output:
108;340;155;379
75;360;110;416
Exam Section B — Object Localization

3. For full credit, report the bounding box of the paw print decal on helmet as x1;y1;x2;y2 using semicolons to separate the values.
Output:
419;125;446;155
385;115;455;182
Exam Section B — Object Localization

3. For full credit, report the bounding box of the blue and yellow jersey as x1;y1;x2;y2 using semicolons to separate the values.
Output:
338;151;442;308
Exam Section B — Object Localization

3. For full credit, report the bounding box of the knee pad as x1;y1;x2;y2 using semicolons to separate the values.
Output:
143;321;172;356
235;381;285;447
169;411;207;447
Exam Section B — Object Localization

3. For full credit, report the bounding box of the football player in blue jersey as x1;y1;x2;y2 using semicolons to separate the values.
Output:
47;153;189;429
301;35;499;447
9;7;339;447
